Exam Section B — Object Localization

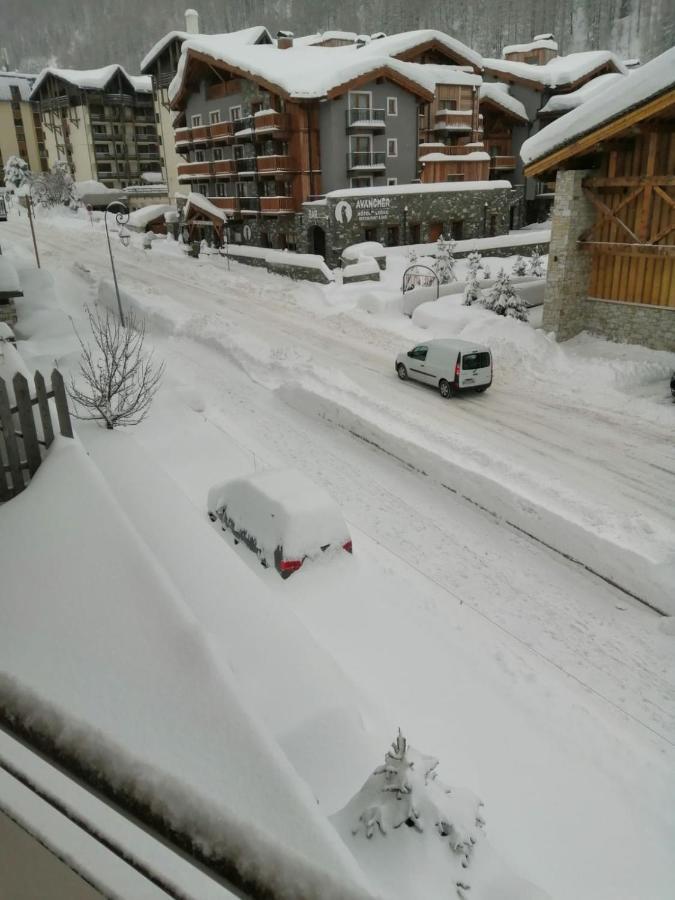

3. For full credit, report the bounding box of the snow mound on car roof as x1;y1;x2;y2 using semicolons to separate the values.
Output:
209;468;350;560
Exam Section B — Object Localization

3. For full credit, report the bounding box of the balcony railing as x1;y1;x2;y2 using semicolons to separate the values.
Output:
174;127;192;146
489;155;516;170
211;121;235;142
260;196;294;214
177;161;213;180
433;111;475;132
208;196;239;213
347;108;386;128
233;112;290;141
256;154;291;174
213;159;236;177
347;151;386;170
192;125;212;143
235;157;257;174
239;196;260;213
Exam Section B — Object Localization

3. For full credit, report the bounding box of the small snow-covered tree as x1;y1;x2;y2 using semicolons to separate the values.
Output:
512;254;527;276
3;155;30;189
484;269;526;319
466;250;485;281
482;262;491;280
528;249;545;277
407;246;418;265
463;274;483;307
505;285;528;321
31;161;75;207
434;234;456;285
69;305;165;430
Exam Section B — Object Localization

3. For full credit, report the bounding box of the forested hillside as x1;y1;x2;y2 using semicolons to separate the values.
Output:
2;0;672;74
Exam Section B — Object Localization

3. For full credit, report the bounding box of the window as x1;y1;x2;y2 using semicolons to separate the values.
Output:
213;147;224;160
387;177;398;186
215;182;227;197
451;219;463;240
230;105;242;122
489;214;497;237
364;227;378;242
197;183;208;196
462;352;491;371
209;110;221;124
387;97;398;116
409;345;428;361
195;149;205;162
410;223;420;243
351;176;372;188
387;138;398;158
191;114;202;127
349;91;371;110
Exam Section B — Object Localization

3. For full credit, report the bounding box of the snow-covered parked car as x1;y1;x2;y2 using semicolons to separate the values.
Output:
207;469;352;578
396;339;492;397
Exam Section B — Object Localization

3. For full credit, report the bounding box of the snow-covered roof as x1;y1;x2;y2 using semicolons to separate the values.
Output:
184;191;227;222
354;29;482;70
127;203;175;230
522;46;675;167
0;258;22;297
73;180;124;199
419;150;490;162
484;50;627;89
400;62;481;87
141;25;272;73
0;71;35;102
170;40;437;103
293;30;361;47
502;37;558;56
327;180;511;199
479;81;529;121
31;64;151;98
538;72;624;116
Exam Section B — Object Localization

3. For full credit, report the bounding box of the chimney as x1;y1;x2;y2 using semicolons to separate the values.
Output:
185;8;200;35
277;30;294;50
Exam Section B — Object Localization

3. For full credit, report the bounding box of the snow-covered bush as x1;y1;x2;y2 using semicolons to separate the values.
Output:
484;269;528;320
463;274;483;307
31;161;75;207
3;155;30;190
407;246;418;265
481;262;491;280
433;234;456;285
69;304;165;429
466;250;485;281
528;250;545;277
512;254;527;276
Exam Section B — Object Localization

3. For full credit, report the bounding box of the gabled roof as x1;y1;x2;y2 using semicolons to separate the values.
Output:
293;30;362;47
479;81;529;121
355;29;482;71
502;37;558;56
538;72;624;117
141;25;272;73
483;50;626;91
522;46;675;174
169;40;436;106
0;71;35;102
400;62;481;87
31;65;151;99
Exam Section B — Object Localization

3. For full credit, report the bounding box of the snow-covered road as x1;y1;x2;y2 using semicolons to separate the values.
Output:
4;211;675;900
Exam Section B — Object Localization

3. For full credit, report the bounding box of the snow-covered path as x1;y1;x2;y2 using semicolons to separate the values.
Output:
4;211;675;900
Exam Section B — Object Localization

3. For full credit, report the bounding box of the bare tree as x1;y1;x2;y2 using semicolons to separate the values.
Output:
69;305;165;430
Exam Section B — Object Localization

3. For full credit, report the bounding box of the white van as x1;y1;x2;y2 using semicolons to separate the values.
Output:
395;338;492;398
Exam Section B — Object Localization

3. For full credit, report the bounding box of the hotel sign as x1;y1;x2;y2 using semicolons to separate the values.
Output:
334;196;392;224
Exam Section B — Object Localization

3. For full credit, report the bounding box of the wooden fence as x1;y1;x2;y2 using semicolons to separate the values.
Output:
0;369;73;500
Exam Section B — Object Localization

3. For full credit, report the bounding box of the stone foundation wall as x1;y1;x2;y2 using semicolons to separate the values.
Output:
582;300;675;352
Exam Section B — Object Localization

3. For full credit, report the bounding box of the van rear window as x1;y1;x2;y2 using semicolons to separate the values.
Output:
462;352;491;370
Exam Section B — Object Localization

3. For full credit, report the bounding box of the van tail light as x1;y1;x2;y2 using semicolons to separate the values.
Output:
280;558;303;574
454;361;461;380
343;540;353;554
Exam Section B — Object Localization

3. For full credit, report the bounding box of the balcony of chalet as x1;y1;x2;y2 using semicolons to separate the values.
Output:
192;124;212;143
211;121;234;143
256;154;291;174
177;161;212;181
489;155;516;171
346;108;386;129
213;159;236;177
434;110;477;133
233;112;290;142
347;151;386;170
174;127;192;150
208;196;239;214
259;196;294;214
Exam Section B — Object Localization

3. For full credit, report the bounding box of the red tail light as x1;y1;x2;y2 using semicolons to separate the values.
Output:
280;558;303;574
454;362;461;379
343;540;353;554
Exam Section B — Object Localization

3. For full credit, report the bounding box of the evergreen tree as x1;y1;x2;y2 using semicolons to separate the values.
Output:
482;262;491;280
434;233;456;285
466;250;485;281
505;285;528;321
3;155;30;190
512;254;527;276
528;250;545;277
484;269;527;319
463;274;483;307
407;246;418;266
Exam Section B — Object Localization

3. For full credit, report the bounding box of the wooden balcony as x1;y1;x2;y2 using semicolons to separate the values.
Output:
210;121;234;142
177;161;212;180
252;111;290;134
490;155;516;170
174;127;192;147
208;196;239;213
434;111;475;132
259;196;294;214
256;154;291;174
213;159;236;177
191;125;212;143
233;112;290;141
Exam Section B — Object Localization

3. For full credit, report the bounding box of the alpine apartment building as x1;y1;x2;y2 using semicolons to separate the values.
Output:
0;71;48;185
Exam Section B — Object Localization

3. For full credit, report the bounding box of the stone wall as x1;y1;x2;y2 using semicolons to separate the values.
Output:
453;240;549;261
582;300;675;352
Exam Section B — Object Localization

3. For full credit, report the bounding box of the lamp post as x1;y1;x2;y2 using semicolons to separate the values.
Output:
17;184;41;268
402;205;408;246
104;201;129;327
218;231;230;271
483;201;488;237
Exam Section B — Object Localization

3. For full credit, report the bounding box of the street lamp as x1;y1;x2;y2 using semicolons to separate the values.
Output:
402;205;408;245
218;231;230;271
104;201;129;327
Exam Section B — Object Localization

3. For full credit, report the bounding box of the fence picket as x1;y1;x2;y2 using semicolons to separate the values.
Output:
14;373;41;476
0;438;9;501
51;369;73;438
0;377;24;495
34;371;55;448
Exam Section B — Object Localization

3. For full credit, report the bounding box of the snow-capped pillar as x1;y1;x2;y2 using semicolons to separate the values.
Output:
542;169;595;341
185;8;199;34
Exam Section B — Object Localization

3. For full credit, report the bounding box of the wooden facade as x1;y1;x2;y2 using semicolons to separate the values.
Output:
526;89;675;311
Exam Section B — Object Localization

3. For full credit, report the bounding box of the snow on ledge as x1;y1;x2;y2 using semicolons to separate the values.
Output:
327;180;512;199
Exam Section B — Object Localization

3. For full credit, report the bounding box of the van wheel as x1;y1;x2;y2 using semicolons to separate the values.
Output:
439;379;452;398
476;386;488;393
397;363;408;380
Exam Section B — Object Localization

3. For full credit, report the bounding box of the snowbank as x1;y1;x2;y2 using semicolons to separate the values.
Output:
342;242;385;262
0;258;22;295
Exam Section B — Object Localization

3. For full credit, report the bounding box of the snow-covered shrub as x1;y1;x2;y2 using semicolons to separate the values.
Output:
512;254;527;276
69;304;165;429
528;250;545;277
481;262;491;280
466;250;485;281
433;234;456;285
407;246;418;265
483;269;527;320
463;275;483;307
31;161;75;207
3;155;30;190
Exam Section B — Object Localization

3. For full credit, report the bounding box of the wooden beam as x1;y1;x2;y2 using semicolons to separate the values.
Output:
524;88;675;177
583;186;642;243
